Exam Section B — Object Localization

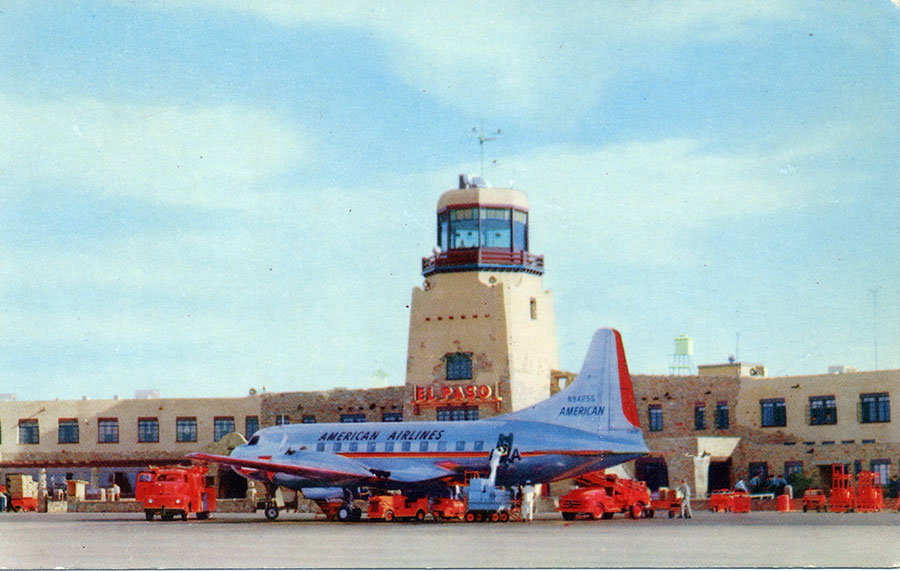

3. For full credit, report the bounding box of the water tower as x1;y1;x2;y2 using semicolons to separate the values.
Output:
669;334;695;375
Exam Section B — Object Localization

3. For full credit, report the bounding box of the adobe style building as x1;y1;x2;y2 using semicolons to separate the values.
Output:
1;175;898;502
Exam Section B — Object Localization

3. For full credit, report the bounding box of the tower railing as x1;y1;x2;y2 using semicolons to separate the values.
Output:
422;248;544;276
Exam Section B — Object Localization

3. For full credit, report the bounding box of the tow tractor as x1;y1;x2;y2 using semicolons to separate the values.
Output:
368;494;429;522
558;470;651;521
136;465;216;521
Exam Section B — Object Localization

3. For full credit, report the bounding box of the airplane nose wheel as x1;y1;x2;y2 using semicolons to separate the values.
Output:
264;505;280;520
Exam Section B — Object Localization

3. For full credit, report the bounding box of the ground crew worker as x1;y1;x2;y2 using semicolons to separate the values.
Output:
522;482;536;522
678;479;693;519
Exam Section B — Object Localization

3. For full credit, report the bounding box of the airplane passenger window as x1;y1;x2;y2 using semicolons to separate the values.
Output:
438;441;448;452
474;441;484;451
401;442;411;452
349;442;358;452
333;442;342;452
367;442;377;453
419;442;429;452
385;442;395;452
455;440;465;451
316;443;325;452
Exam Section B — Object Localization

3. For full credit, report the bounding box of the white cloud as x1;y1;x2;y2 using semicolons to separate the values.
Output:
0;95;312;208
203;1;798;122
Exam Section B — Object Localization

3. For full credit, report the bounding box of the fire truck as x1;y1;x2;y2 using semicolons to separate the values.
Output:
136;465;216;521
558;471;651;521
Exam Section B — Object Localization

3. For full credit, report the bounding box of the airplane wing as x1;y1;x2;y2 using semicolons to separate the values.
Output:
188;451;453;486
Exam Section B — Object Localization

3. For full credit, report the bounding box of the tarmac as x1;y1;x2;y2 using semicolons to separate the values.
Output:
3;509;900;569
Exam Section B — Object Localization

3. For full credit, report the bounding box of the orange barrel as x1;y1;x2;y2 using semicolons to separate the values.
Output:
777;494;790;512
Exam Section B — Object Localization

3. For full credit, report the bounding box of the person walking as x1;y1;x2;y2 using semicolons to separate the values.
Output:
522;482;536;522
678;479;693;519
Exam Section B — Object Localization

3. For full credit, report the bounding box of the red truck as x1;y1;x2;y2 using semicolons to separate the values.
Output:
558;471;651;521
136;465;216;521
367;494;429;522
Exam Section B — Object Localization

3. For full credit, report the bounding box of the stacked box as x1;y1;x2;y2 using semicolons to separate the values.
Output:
7;475;38;499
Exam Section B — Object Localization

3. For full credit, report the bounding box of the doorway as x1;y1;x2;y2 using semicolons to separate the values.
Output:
707;459;732;492
635;456;669;491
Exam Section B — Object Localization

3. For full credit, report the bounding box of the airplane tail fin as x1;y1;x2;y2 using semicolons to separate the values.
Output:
502;328;642;435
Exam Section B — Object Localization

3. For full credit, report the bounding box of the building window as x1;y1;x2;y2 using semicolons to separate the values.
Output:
860;393;890;423
245;416;259;437
809;395;837;425
214;417;235;441
176;417;198;442
870;459;890;483
341;413;367;423
694;403;706;430
760;398;787;427
382;412;402;422
715;402;729;429
275;414;290;426
445;353;473;381
98;418;119;443
784;461;803;479
648;405;663;432
301;415;317;424
138;418;159;443
58;419;79;444
437;405;479;421
18;419;39;444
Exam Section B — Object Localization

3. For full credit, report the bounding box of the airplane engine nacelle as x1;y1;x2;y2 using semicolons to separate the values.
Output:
300;487;346;501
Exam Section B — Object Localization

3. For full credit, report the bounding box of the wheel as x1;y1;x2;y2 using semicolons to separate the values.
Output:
383;510;394;522
337;505;353;522
630;503;643;519
145;510;155;521
475;512;485;522
644;509;655;519
668;510;675;519
180;510;188;521
489;512;500;523
591;504;605;521
465;511;476;523
264;505;279;520
802;505;808;513
499;511;510;523
197;512;209;520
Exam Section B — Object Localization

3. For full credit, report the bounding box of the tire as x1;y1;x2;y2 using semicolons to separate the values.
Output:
489;512;500;523
337;506;352;522
630;503;643;519
499;511;510;523
145;510;155;521
464;511;476;523
475;512;485;522
415;510;426;522
591;504;605;521
645;509;655;519
264;505;279;520
383;510;394;522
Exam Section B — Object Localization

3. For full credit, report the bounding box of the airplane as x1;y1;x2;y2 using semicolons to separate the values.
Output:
189;328;648;520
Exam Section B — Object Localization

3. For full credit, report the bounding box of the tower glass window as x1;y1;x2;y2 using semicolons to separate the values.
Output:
513;210;528;251
480;208;511;248
58;419;79;444
445;353;473;381
449;208;479;248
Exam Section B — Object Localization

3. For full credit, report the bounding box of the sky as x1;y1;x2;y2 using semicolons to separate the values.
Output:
1;1;898;401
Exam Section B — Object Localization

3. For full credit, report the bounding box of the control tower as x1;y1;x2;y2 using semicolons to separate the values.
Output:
404;175;559;420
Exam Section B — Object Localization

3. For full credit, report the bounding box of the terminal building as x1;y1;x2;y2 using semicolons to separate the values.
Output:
1;176;898;501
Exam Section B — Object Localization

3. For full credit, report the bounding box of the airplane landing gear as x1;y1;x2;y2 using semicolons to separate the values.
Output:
264;505;280;520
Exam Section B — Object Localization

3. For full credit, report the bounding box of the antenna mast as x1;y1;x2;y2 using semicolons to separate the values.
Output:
472;124;501;177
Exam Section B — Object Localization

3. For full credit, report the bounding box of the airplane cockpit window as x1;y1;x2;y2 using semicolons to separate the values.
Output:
247;434;260;446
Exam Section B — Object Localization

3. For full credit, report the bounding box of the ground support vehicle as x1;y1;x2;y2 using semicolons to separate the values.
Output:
708;489;734;512
464;478;514;522
801;489;827;512
558;471;651;521
431;497;467;521
649;488;682;518
136;466;216;521
6;475;39;512
856;471;884;512
368;495;428;522
731;490;751;512
828;463;856;513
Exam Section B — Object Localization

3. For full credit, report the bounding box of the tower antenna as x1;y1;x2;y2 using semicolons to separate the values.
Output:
472;123;501;177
